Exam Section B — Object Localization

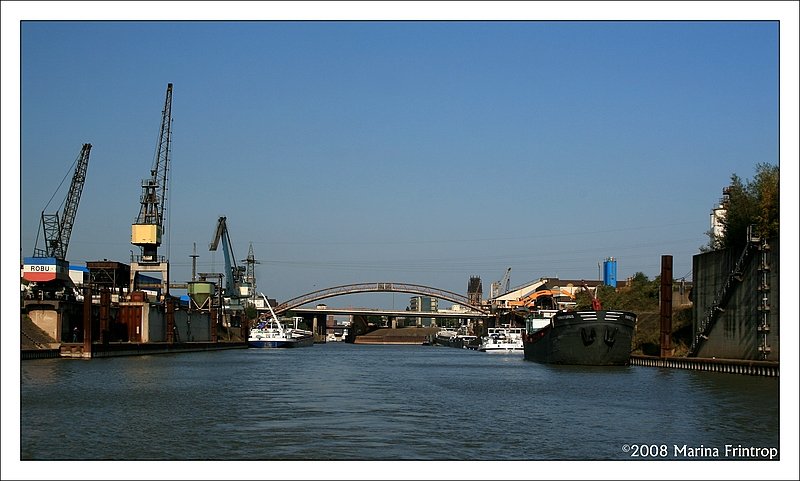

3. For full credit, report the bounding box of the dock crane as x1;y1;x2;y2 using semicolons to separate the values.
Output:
490;267;512;299
129;83;173;298
23;143;91;296
132;83;173;263
209;216;248;299
33;143;92;261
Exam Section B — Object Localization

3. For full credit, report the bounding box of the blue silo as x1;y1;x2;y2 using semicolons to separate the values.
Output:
603;257;617;287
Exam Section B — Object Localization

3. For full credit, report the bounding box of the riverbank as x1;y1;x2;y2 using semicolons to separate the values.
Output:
354;326;438;345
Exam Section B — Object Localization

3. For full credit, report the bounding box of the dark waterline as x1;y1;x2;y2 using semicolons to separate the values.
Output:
21;343;779;463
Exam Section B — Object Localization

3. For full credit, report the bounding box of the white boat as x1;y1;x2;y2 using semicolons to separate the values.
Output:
478;325;525;353
248;317;314;348
523;309;560;332
434;325;481;350
434;328;459;346
248;294;313;348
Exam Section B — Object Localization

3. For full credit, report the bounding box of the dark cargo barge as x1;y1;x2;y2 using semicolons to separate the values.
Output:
522;310;636;365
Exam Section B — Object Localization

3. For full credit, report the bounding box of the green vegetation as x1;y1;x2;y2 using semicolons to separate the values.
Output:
578;162;779;356
574;274;694;356
244;305;258;322
574;273;659;312
704;162;779;251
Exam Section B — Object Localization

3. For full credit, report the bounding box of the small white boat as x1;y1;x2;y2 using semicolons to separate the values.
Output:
248;317;314;348
478;325;525;353
434;328;459;346
434;325;481;350
248;294;313;348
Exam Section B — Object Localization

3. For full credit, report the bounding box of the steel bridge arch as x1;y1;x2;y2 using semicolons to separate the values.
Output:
273;282;489;315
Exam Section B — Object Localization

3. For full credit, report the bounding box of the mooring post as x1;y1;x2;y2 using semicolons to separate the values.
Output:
83;284;92;357
165;296;175;344
99;288;110;344
660;255;674;358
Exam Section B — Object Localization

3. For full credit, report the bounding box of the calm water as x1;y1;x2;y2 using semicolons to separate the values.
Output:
21;343;780;463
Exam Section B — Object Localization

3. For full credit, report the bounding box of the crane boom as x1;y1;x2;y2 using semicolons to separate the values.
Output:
132;83;173;263
507;288;575;308
35;143;91;260
490;267;512;299
581;282;603;311
501;267;511;294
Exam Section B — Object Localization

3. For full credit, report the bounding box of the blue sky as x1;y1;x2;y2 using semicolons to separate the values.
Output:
3;2;799;480
6;6;796;309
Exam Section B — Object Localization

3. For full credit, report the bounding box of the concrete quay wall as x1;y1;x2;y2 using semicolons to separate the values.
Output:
630;355;778;377
691;236;779;361
59;341;246;359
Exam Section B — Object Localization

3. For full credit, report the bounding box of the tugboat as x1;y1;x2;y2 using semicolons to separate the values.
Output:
522;285;636;365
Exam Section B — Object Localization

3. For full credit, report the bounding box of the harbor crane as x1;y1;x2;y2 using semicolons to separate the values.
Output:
209;216;248;299
129;83;173;298
33;143;92;261
131;83;173;264
490;267;512;299
23;143;91;298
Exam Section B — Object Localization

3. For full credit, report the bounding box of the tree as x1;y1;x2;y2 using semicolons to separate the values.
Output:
577;272;660;312
706;163;779;251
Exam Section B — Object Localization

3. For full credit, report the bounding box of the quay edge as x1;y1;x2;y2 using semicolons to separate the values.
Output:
43;341;246;359
630;354;778;377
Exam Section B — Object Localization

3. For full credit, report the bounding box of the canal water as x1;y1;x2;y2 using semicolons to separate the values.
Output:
18;343;784;477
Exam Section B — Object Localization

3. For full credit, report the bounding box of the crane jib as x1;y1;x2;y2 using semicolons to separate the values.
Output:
35;143;91;261
132;83;173;263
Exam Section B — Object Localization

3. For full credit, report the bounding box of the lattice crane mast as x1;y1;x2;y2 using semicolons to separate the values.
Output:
132;83;173;263
33;143;92;261
242;242;260;298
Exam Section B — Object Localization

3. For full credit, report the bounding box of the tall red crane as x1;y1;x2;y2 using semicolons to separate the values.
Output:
132;83;173;263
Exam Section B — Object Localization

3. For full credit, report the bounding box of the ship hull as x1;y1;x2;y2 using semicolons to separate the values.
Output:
248;335;314;349
523;310;636;366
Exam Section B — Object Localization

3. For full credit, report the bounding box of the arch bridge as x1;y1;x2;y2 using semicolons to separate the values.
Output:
273;282;488;315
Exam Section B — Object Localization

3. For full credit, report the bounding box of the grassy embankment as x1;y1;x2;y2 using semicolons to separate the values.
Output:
630;307;693;357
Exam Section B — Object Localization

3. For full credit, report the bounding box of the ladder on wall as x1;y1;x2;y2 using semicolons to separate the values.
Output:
756;238;772;359
689;225;761;357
